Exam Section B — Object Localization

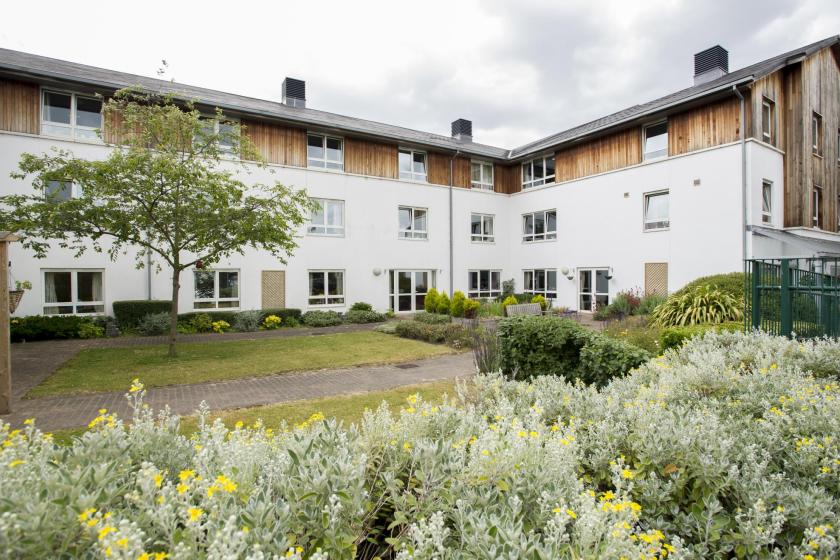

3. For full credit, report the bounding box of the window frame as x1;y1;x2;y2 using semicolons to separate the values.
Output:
761;97;776;145
196;116;240;155
193;269;241;310
812;112;823;156
42;269;105;316
470;160;494;190
307;198;345;237
40;88;103;143
307;270;346;307
522;268;558;300
468;269;502;299
398;148;428;182
761;180;773;225
307;133;344;170
643;120;669;161
643;190;670;232
521;155;556;190
521;209;557;242
470;213;495;243
398;205;429;240
812;185;823;229
45;180;81;202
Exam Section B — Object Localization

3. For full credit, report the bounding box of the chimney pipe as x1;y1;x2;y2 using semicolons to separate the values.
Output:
282;77;306;108
451;118;472;142
694;45;729;85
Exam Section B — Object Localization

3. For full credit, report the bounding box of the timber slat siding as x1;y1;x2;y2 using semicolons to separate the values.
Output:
0;79;39;134
453;157;471;188
494;164;520;194
668;97;741;156
427;152;451;186
344;137;398;178
554;128;641;182
242;120;306;167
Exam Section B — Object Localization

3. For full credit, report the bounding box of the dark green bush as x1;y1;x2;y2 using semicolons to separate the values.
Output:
673;272;745;299
659;321;743;351
349;302;373;312
463;299;481;319
344;309;386;324
112;300;172;329
136;312;171;336
577;335;650;386
257;308;302;325
302;310;344;327
10;315;94;342
394;320;471;348
413;312;451;325
177;311;237;326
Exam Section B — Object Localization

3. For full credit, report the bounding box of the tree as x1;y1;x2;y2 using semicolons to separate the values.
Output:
1;88;314;357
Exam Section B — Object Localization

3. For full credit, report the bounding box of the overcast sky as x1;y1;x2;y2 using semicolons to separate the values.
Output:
2;0;838;148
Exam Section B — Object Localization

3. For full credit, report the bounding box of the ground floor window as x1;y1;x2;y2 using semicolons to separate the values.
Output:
43;269;104;315
194;269;240;309
389;270;434;312
308;270;345;306
523;269;557;300
468;270;501;299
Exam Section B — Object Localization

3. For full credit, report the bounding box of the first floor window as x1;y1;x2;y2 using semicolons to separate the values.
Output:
469;270;501;299
399;206;428;239
399;148;427;181
471;213;494;242
45;180;76;202
762;180;773;224
813;186;823;228
522;209;557;242
196;117;238;154
761;97;775;145
523;269;557;300
42;89;103;141
471;161;494;190
308;270;345;306
308;198;345;236
307;133;344;170
644;190;670;231
43;269;104;315
643;121;668;160
194;269;240;309
521;155;555;189
812;112;823;155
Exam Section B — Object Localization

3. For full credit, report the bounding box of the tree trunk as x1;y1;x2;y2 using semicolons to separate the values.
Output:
168;267;180;358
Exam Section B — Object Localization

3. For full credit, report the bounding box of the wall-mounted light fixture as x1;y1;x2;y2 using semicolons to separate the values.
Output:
605;267;614;280
561;266;574;280
372;268;382;276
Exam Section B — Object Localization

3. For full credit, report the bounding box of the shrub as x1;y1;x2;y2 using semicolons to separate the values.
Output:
413;312;451;325
77;322;105;339
450;291;467;317
423;288;439;313
350;302;373;312
112;300;172;329
577;334;651;386
501;295;518;313
463;299;481;319
435;292;451;315
372;322;397;334
262;314;282;330
283;316;300;328
190;313;213;333
478;300;504;317
344;309;386;324
530;294;548;311
177;311;238;328
302;310;343;327
257;308;302;325
394;321;472;348
136;312;171;336
10;315;91;342
658;321;742;351
673;271;745;299
211;320;230;333
233;310;262;332
602;319;663;354
472;328;500;373
650;286;743;327
637;292;667;315
501;278;515;299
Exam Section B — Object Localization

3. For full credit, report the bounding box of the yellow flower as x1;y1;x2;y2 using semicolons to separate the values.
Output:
8;459;25;468
803;555;816;560
117;537;129;548
406;394;418;405
78;508;97;522
98;525;115;541
187;507;204;523
178;469;195;481
23;418;34;425
234;421;244;429
566;509;577;519
403;441;412;451
481;449;491;456
517;430;527;438
154;553;169;560
215;474;237;492
153;473;163;488
176;483;189;495
621;469;635;479
552;507;562;513
99;409;107;415
129;379;143;393
529;430;539;438
156;495;165;505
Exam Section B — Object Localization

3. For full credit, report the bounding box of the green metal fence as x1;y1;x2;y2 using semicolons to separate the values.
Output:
745;257;840;338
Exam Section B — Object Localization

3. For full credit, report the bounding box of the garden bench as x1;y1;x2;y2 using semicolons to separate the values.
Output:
505;303;543;317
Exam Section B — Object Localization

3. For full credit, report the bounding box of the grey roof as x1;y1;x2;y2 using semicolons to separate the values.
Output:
0;36;837;162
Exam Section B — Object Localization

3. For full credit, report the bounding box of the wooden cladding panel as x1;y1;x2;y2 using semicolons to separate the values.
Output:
0;79;39;134
749;72;786;150
453;156;471;188
668;97;741;156
783;62;807;227
242;120;306;167
494;164;520;194
344;137;398;178
554;128;641;182
427;152;451;186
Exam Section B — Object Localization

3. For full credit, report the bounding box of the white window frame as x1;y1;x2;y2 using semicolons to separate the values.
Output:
41;88;103;143
308;198;345;237
521;155;556;189
307;133;344;170
398;206;428;240
761;180;773;225
643;121;668;160
470;213;495;243
193;269;241;310
468;270;501;299
399;148;427;182
42;269;105;315
308;270;345;307
45;180;82;201
761;97;775;145
196;116;239;155
643;190;670;231
389;269;435;313
812;112;822;155
813;185;823;228
470;160;494;190
522;209;557;242
523;269;557;300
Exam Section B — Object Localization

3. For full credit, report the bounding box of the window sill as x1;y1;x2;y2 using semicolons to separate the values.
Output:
398;236;429;241
307;164;345;173
643;227;670;233
307;304;346;309
521;238;558;244
40;132;105;145
521;181;557;191
307;233;346;238
471;240;495;244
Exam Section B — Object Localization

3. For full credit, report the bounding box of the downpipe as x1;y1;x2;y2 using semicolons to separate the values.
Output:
732;85;748;261
449;150;460;296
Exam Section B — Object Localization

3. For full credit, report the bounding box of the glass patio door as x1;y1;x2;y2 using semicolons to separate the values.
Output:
390;270;433;312
579;269;610;312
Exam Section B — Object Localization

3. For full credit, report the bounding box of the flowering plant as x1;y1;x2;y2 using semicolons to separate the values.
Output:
262;314;282;330
211;320;230;333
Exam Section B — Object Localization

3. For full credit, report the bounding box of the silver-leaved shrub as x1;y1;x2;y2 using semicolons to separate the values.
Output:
1;331;839;559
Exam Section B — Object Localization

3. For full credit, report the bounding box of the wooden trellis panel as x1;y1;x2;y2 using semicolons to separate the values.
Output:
645;263;669;295
261;270;286;309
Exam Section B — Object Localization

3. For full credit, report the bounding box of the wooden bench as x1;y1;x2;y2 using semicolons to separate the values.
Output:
505;303;543;317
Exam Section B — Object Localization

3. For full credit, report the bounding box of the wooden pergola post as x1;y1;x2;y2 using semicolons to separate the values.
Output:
0;232;19;415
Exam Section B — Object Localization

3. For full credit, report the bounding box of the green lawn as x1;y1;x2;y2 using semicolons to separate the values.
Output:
29;331;453;398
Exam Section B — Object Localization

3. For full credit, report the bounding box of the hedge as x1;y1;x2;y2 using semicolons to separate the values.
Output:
10;315;103;342
112;300;172;329
658;321;743;351
394;320;472;347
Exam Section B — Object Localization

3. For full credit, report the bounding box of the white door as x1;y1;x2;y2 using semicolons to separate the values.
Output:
390;270;434;312
579;269;610;312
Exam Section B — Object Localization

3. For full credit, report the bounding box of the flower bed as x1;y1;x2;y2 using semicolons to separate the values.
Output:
2;332;839;558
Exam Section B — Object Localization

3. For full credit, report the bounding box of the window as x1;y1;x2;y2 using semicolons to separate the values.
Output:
523;269;557;300
521;155;555;189
194;269;240;309
761;180;773;224
471;161;494;190
43;270;104;315
196;117;237;154
42;90;102;141
812;185;823;228
644;191;670;231
45;180;79;202
643;121;668;160
837;128;840;163
308;198;345;236
522;210;557;242
307;134;343;170
468;270;501;299
837;194;840;230
761;97;775;145
398;206;428;240
399;148;427;181
308;270;345;306
471;213;494;243
390;270;433;312
812;112;823;155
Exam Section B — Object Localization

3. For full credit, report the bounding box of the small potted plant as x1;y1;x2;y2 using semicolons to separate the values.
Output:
9;280;31;313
